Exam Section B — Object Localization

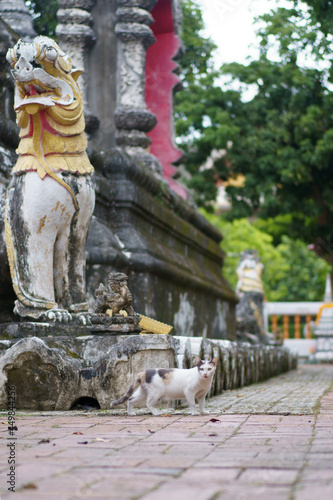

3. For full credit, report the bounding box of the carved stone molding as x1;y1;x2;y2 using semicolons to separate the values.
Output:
58;0;96;9
117;0;158;10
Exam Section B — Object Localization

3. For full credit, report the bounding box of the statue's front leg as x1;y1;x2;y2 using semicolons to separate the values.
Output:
5;173;59;318
57;174;95;314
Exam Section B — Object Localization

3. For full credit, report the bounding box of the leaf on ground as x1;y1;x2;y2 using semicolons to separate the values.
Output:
38;439;50;444
23;483;38;490
147;429;155;434
73;432;83;435
209;418;220;423
237;394;244;397
78;441;88;445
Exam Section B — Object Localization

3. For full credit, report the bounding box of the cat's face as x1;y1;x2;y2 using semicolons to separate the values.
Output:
195;357;218;380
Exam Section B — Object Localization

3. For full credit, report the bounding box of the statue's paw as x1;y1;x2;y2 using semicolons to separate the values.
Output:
76;313;92;326
46;309;72;323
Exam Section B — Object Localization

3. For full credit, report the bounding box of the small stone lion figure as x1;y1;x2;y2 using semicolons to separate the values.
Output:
94;273;135;316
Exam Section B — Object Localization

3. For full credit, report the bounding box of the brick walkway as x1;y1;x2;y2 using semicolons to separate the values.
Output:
1;364;333;500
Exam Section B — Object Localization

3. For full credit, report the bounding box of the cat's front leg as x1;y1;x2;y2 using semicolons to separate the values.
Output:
198;394;209;415
146;395;160;416
185;391;199;415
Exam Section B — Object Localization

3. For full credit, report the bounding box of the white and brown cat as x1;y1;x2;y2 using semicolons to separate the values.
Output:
110;356;217;416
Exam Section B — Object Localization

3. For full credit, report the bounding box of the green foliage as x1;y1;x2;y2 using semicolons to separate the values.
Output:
298;0;333;36
175;0;225;199
25;0;58;37
273;235;329;301
176;0;216;85
201;212;330;301
176;0;333;263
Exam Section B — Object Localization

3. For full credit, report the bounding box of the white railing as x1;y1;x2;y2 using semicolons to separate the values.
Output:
263;302;324;339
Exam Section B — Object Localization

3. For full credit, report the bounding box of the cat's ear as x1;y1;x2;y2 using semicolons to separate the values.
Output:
194;355;202;366
210;357;218;366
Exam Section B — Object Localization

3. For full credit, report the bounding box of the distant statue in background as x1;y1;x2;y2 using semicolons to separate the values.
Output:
236;249;264;296
235;250;272;344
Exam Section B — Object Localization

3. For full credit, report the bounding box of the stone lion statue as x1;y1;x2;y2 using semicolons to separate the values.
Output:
5;36;95;321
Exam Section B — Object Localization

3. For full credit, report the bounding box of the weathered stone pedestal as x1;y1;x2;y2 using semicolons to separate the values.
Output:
0;328;177;411
0;315;142;339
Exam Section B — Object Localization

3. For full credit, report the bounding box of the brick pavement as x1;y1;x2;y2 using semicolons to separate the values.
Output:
0;364;333;500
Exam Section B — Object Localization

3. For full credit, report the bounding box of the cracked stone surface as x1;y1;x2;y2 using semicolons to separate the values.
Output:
0;364;333;499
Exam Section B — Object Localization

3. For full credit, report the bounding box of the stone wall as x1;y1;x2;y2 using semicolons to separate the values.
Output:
86;148;237;338
0;333;297;411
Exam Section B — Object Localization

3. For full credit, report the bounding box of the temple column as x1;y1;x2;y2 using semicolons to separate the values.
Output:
115;0;162;176
56;0;96;112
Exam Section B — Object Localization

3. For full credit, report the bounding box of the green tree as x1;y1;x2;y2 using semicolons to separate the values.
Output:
202;212;329;301
298;0;333;36
175;0;223;205
177;1;333;266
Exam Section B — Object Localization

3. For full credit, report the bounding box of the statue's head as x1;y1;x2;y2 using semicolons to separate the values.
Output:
108;272;128;286
239;249;260;266
6;36;82;110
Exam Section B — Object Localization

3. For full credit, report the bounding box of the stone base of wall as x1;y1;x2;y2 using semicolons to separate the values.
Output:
0;333;297;411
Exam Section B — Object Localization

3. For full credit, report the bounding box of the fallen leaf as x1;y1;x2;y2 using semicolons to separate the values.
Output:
208;433;217;437
147;429;155;434
209;418;220;423
237;394;244;398
78;441;88;445
22;483;37;490
160;414;172;417
73;432;83;435
38;439;50;444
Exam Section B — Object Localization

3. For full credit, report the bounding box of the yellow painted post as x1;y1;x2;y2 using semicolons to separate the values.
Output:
283;315;289;339
271;315;278;332
294;315;301;339
305;315;312;339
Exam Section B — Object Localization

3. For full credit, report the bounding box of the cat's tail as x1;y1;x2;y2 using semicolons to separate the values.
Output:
110;372;144;407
